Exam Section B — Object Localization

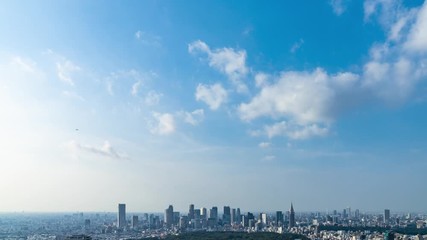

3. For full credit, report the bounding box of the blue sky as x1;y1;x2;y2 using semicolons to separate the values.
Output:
1;0;427;213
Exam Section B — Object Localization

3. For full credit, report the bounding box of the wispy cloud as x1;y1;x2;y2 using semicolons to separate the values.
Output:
135;30;162;47
69;140;128;160
145;90;163;106
179;109;205;126
189;40;249;92
150;112;175;135
258;142;271;149
329;0;350;16
195;83;227;110
290;39;304;53
62;91;85;101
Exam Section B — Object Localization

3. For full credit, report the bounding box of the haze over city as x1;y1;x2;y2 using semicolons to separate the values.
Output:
1;0;427;213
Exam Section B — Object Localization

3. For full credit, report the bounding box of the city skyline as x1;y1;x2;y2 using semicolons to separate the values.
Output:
1;0;427;212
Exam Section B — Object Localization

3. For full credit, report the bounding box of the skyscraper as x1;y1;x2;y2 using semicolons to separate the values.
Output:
201;207;207;220
289;203;295;229
223;206;231;224
210;206;218;223
276;211;284;226
165;205;174;228
384;209;390;224
188;204;195;220
231;208;236;224
118;203;126;228
236;208;241;224
132;215;138;228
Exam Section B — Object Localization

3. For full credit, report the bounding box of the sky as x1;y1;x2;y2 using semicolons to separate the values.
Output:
1;0;427;213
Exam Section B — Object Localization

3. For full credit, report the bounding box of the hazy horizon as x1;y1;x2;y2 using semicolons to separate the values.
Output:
1;0;427;213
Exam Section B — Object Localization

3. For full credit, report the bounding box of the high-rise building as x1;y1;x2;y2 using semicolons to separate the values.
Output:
188;204;195;220
236;208;241;224
347;207;352;219
201;208;207;220
210;207;218;223
194;209;201;220
355;209;360;220
260;213;267;225
164;205;174;228
132;215;138;228
276;211;284;226
231;208;236;224
289;203;295;229
118;203;126;228
384;209;391;224
223;206;231;224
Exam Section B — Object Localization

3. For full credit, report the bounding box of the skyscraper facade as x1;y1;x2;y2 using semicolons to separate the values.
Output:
165;205;174;228
289;203;295;229
188;204;195;220
118;203;126;228
223;206;231;224
384;209;390;224
276;211;284;226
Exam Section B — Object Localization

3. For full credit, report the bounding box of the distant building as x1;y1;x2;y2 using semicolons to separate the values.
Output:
201;207;207;220
188;204;195;220
210;207;218;223
223;206;231;224
164;205;174;228
384;209;391;224
260;213;267;225
236;208;241;223
289;203;295;229
276;211;284;226
132;215;138;228
117;203;126;228
231;208;236;224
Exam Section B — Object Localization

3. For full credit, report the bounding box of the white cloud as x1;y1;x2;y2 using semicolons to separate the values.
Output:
404;2;427;52
195;83;227;110
263;121;329;140
150;112;175;135
56;60;80;86
145;90;163;106
290;39;304;53
10;56;38;74
135;30;161;47
189;40;248;92
106;81;114;95
62;91;85;101
131;81;142;96
69;140;128;160
258;142;271;148
262;155;276;162
239;68;335;125
329;0;349;16
255;72;269;88
181;109;205;126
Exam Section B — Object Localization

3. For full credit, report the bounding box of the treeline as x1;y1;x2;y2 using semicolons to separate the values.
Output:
319;225;427;235
148;232;308;240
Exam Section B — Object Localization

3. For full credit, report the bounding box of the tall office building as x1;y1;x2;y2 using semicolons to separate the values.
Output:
201;207;207;220
210;207;218;223
118;203;126;228
260;213;267;225
132;215;138;228
289;203;295;229
236;208;241;224
231;208;236;224
164;205;174;228
188;204;195;220
223;206;231;224
276;211;284;226
384;209;391;224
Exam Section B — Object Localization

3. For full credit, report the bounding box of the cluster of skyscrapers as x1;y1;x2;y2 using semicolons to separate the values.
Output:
162;203;296;230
